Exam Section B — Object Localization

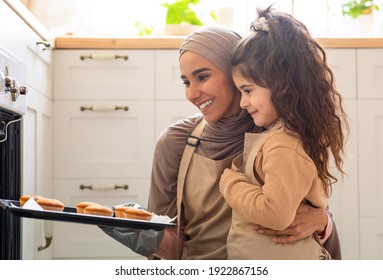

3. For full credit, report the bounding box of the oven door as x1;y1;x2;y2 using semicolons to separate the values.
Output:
0;47;26;259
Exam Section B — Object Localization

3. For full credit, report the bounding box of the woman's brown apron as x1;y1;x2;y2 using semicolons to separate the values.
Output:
226;131;331;260
176;120;237;259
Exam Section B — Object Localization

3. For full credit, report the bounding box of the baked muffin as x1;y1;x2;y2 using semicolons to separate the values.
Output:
115;206;131;218
36;198;65;212
19;194;43;207
76;201;100;214
83;204;114;217
124;207;152;221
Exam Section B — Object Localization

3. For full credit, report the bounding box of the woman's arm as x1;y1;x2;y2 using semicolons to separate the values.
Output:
153;228;186;259
252;202;330;244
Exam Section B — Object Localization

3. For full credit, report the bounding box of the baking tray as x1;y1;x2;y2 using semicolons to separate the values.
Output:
0;199;176;230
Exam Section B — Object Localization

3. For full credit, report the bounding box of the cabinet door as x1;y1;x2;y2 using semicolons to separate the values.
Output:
155;50;184;100
326;49;357;100
328;100;359;259
53;100;154;179
358;100;383;217
53;50;154;100
155;100;200;138
360;217;383;259
23;92;53;260
25;32;53;99
52;178;149;259
357;49;383;99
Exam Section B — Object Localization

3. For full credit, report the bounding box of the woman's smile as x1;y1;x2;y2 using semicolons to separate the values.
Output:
197;98;215;110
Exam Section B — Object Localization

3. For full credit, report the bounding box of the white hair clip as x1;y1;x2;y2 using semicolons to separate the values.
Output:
252;17;269;32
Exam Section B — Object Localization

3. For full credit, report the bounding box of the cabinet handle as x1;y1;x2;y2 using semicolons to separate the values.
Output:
36;41;52;51
79;184;129;190
80;105;129;112
80;54;129;61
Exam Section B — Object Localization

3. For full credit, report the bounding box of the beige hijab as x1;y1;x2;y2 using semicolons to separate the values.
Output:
179;25;242;78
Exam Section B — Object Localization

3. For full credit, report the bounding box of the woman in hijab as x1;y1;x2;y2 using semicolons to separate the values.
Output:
148;25;341;260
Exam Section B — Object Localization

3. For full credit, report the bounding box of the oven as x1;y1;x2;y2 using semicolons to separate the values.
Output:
0;46;27;259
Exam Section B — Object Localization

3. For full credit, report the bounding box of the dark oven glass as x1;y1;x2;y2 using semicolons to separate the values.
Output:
0;108;21;260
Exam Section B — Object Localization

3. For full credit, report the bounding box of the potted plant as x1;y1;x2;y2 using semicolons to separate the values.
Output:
162;0;216;35
341;0;380;18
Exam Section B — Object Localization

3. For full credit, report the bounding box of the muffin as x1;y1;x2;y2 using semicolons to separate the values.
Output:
36;198;65;212
124;207;152;221
83;204;114;217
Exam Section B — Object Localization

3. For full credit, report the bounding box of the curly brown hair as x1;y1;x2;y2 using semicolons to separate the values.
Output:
230;5;349;195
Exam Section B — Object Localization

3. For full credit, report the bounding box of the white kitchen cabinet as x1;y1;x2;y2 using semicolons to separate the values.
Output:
357;50;383;259
23;42;53;260
52;50;155;259
326;49;357;100
328;100;359;259
154;50;199;137
357;49;383;99
155;100;199;137
358;100;383;217
360;217;383;259
23;90;53;260
53;100;154;179
325;49;359;259
53;50;154;100
52;178;149;259
155;50;184;100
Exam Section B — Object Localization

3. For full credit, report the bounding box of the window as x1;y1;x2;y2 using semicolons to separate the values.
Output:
21;0;383;37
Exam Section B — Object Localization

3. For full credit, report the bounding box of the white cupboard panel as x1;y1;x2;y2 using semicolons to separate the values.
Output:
155;100;200;138
357;49;383;99
326;49;357;100
25;42;52;99
52;178;150;259
360;217;383;259
53;50;155;100
328;100;359;259
358;100;383;217
23;89;53;260
53;100;154;178
155;50;184;100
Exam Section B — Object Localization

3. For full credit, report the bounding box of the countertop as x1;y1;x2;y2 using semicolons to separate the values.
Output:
54;36;383;49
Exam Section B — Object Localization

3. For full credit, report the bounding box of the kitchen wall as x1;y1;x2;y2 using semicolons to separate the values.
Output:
19;0;383;38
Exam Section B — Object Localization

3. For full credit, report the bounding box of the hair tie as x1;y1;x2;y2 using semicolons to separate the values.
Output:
252;17;269;32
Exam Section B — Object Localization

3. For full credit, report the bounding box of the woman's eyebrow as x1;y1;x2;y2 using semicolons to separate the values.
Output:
180;67;212;80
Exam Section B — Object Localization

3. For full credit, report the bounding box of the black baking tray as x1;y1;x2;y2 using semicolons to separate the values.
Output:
0;199;176;230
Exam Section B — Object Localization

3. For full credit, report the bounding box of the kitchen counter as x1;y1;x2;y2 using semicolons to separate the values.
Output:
54;36;383;49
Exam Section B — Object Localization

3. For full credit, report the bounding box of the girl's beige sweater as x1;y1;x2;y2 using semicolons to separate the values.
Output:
220;123;328;230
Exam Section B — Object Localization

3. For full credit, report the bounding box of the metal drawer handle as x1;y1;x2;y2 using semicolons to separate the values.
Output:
36;41;52;51
80;54;129;61
79;184;129;190
80;105;129;112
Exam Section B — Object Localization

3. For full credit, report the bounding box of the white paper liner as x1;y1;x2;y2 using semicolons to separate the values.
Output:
18;197;44;210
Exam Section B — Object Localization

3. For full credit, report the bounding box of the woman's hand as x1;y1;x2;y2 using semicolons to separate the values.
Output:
253;202;328;244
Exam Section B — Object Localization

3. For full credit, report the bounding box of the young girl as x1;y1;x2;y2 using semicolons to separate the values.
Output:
219;6;349;259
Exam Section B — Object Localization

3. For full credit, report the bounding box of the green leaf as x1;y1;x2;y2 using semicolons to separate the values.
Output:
162;0;205;25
